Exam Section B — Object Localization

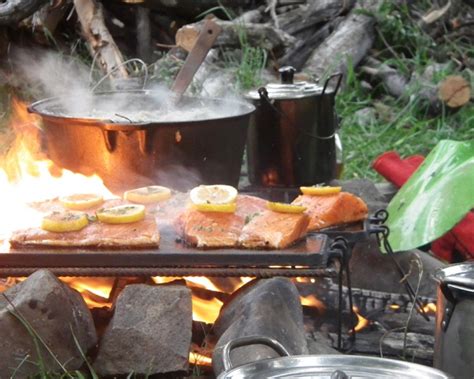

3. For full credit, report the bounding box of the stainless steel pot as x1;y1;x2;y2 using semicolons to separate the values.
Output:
434;262;474;379
245;67;343;187
218;336;451;378
29;91;255;192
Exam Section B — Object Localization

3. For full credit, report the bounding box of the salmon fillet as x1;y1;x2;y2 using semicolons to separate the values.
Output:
10;199;159;249
178;195;267;248
239;211;310;249
9;216;159;248
291;192;368;231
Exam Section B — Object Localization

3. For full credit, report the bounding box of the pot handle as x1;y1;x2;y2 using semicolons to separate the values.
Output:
322;72;343;97
222;335;290;371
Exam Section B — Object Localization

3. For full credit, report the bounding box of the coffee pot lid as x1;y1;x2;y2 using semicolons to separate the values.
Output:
246;66;327;100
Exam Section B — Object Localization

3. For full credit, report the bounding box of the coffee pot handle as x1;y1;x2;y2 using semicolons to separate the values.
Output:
322;72;343;96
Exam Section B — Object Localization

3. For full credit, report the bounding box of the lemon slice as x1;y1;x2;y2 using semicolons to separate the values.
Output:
190;184;238;205
193;202;237;213
267;201;306;214
300;186;342;196
60;194;104;210
124;185;172;204
97;205;145;224
42;211;89;232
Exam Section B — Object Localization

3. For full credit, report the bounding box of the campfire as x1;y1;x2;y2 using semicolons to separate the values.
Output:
0;100;435;378
0;98;442;378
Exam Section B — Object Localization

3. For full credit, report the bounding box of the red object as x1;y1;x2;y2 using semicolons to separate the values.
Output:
372;151;474;262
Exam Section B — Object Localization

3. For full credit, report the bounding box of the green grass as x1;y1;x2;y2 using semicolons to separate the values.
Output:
337;0;474;180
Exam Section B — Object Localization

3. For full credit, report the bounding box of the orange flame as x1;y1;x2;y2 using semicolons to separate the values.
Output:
300;294;326;312
189;351;212;366
0;98;114;251
352;306;370;332
151;276;254;323
61;277;114;308
423;302;437;314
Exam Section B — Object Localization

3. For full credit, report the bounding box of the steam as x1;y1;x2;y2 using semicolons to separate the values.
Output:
9;48;250;192
13;48;92;113
11;48;251;123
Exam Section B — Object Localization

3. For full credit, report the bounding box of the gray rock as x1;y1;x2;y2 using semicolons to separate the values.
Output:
0;269;97;378
306;332;341;355
349;237;446;299
93;283;192;376
374;182;399;203
212;278;308;376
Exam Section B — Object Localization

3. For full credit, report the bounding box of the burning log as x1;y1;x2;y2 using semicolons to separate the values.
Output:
175;16;296;53
73;0;128;78
334;331;435;363
0;0;50;25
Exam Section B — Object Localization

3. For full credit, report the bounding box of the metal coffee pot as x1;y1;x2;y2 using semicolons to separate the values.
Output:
245;66;343;187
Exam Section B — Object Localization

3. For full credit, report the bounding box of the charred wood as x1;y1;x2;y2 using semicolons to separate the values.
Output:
74;0;128;79
0;0;50;26
333;331;435;363
175;17;295;53
303;8;375;79
297;279;436;317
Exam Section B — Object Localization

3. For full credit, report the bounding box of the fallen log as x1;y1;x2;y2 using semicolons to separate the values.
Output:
278;0;355;36
0;0;49;26
30;0;71;42
74;0;128;79
438;75;471;107
279;16;343;70
303;8;375;80
362;58;471;113
360;57;409;98
146;0;247;18
175;17;295;53
136;5;152;63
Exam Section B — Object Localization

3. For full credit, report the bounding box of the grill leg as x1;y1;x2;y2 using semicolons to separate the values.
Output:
337;259;343;350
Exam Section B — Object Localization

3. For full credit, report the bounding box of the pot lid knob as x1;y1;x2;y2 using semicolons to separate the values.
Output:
331;370;349;379
279;66;296;84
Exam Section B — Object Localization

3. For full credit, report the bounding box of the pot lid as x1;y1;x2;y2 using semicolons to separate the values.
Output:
218;355;451;379
434;262;474;290
245;66;331;100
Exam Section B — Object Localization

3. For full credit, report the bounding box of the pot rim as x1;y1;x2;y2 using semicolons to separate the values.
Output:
434;262;474;287
28;90;256;129
217;354;451;378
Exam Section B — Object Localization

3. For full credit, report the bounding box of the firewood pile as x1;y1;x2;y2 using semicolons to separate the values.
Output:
0;0;472;112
